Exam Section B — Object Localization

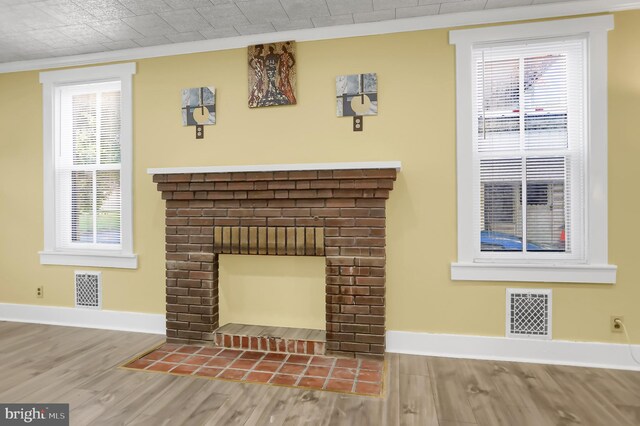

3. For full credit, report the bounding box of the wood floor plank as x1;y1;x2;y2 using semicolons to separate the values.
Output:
243;385;298;426
428;357;478;424
281;388;337;426
452;359;521;426
398;373;439;425
2;322;640;426
574;365;640;407
616;404;640;425
543;364;637;426
170;381;231;425
47;387;101;414
202;381;269;425
326;393;385;426
125;377;228;426
73;374;178;425
247;386;340;426
383;352;400;426
0;367;40;395
508;361;584;425
399;353;430;376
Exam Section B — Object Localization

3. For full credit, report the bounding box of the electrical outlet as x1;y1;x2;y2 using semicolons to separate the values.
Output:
611;315;624;332
36;286;44;298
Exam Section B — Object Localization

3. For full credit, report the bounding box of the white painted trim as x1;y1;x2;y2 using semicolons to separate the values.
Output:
40;63;137;269
39;63;136;85
386;330;640;371
0;1;636;74
0;303;164;335
450;16;616;284
449;14;614;44
39;251;138;269
586;15;611;268
453;34;475;267
147;161;402;175
451;262;617;283
120;65;135;258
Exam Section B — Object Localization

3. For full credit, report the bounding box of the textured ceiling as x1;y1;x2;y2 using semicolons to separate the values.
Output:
0;0;580;64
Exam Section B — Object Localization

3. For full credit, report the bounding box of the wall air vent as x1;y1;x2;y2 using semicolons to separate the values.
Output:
75;271;102;309
506;288;551;339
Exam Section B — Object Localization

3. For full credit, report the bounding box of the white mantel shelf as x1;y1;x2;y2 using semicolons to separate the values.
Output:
147;161;402;175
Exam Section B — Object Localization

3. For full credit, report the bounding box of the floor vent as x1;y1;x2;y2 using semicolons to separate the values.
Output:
75;271;102;309
506;289;551;339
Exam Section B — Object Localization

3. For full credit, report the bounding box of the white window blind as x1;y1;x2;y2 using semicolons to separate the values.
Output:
472;37;586;260
56;81;122;250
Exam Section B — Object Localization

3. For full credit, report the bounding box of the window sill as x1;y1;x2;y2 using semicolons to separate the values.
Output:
39;251;138;269
450;262;616;284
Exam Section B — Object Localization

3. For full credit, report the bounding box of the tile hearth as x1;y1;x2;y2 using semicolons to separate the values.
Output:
123;343;385;397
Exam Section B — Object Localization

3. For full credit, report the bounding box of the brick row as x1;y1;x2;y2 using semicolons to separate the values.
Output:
164;199;384;209
159;188;391;201
164;209;385;220
213;333;325;355
158;179;393;192
165;207;385;218
152;168;397;184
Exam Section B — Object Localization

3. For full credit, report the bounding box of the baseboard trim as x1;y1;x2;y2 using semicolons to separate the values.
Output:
386;330;640;371
0;303;165;335
2;304;639;371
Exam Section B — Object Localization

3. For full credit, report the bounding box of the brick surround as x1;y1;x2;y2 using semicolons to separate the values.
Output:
151;165;398;359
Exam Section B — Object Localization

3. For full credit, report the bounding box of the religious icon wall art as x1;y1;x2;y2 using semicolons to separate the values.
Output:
248;41;297;108
182;86;216;139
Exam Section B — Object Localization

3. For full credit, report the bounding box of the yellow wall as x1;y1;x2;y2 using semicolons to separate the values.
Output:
1;10;639;344
219;256;325;330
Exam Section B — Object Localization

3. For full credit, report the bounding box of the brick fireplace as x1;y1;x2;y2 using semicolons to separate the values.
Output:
149;161;400;359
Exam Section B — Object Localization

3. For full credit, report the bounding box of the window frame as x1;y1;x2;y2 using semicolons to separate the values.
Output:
449;16;616;284
39;63;137;269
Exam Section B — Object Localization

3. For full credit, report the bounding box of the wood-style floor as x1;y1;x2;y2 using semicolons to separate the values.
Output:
1;321;640;426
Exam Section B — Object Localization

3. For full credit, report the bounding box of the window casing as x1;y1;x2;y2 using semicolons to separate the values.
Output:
40;63;137;269
450;16;616;284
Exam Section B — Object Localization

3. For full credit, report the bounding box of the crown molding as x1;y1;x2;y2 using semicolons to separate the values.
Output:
0;0;638;74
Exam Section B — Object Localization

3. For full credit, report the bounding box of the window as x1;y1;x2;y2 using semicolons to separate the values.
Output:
476;39;582;257
450;16;616;283
40;63;137;268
